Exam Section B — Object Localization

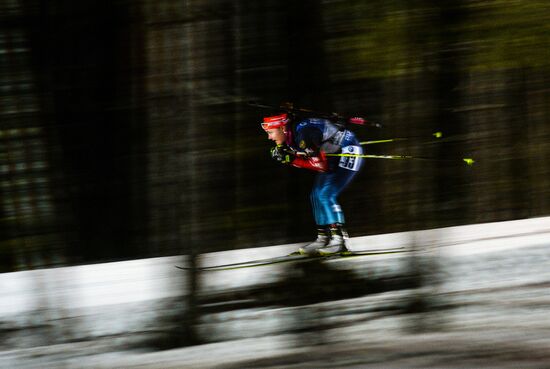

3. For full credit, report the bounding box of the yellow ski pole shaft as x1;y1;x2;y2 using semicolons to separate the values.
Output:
326;153;475;166
360;132;443;145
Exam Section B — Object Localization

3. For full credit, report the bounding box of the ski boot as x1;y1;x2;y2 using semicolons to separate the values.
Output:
298;226;329;256
318;223;349;256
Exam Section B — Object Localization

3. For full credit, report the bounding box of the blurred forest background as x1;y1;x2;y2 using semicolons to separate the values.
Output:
1;0;549;272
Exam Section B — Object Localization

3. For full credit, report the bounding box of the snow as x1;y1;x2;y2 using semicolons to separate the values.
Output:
1;216;550;368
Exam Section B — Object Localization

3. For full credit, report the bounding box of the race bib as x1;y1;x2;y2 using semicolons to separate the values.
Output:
338;145;362;171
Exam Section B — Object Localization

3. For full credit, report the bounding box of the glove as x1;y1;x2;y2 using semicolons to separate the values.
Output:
270;144;295;164
270;145;283;161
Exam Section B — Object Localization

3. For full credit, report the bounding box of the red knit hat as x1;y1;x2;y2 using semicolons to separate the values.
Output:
261;113;289;130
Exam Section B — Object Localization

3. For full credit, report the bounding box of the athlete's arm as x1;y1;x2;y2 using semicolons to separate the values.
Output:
288;126;328;172
290;151;328;172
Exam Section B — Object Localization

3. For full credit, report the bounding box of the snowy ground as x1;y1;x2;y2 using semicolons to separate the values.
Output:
1;217;550;368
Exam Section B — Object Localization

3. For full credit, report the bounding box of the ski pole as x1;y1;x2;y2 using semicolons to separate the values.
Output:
360;132;443;145
326;153;475;166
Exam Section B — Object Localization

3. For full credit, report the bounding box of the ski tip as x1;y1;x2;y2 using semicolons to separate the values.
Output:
463;158;475;166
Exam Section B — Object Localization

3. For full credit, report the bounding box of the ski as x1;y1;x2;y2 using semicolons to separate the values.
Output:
175;247;406;271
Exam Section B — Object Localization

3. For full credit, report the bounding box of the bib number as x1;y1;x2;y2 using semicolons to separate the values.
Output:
338;145;361;171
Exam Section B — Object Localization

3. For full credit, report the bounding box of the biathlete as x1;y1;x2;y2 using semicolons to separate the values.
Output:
261;113;364;255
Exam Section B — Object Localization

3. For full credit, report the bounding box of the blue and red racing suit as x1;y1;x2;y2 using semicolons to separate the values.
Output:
285;118;364;226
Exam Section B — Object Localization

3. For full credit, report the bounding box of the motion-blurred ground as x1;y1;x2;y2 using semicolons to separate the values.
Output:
2;218;550;368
